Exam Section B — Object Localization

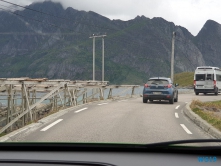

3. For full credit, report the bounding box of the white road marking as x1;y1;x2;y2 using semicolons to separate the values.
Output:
185;102;188;104
180;124;192;134
97;103;108;105
118;100;128;102
175;105;180;109
175;112;179;118
75;107;88;113
41;119;63;131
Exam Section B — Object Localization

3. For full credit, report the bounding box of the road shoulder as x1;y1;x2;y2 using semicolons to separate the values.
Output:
184;103;221;139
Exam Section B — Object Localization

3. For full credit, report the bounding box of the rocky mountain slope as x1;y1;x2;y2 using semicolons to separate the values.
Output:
0;1;220;84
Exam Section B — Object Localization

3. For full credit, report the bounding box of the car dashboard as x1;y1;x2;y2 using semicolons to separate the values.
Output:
0;143;220;166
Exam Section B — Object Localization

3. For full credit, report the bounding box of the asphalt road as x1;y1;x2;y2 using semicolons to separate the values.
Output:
12;92;221;144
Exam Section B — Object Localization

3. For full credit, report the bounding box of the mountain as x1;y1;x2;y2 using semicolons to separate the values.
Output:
194;20;221;66
0;1;220;84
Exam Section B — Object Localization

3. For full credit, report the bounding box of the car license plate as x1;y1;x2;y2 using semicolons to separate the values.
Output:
153;92;161;94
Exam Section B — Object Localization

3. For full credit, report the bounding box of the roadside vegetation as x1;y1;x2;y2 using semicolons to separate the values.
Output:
190;100;221;131
174;72;194;87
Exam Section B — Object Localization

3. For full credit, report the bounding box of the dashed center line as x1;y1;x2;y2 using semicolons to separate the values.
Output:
180;124;192;134
117;100;128;102
75;107;88;113
41;119;63;131
175;112;179;118
175;105;180;109
97;103;108;106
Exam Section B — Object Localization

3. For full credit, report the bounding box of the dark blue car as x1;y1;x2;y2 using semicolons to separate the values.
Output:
143;77;178;104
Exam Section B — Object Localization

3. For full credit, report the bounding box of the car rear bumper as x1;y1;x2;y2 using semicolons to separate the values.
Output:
143;94;173;100
194;88;216;93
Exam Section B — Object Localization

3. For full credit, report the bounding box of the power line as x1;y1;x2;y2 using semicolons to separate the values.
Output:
0;0;151;46
0;3;14;10
0;0;157;48
1;8;171;54
0;0;116;31
0;2;187;80
0;7;74;33
0;1;177;54
0;6;150;50
2;0;188;50
0;11;172;80
0;5;145;48
89;35;106;81
0;0;194;78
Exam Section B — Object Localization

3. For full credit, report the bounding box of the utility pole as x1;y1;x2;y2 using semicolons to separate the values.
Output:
93;36;95;81
171;31;176;83
102;37;105;82
89;34;106;81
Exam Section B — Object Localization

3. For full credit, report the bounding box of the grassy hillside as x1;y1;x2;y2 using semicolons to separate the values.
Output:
190;99;221;132
174;72;194;87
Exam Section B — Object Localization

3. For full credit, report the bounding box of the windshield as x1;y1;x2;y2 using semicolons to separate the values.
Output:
147;79;169;85
0;0;221;148
195;74;205;81
195;74;214;81
206;74;214;80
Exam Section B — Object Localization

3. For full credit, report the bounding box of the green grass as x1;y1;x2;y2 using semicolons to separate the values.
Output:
0;132;6;137
209;100;221;106
174;72;194;87
191;99;221;108
190;100;221;131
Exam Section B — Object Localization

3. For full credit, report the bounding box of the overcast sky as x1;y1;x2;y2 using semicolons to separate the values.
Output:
1;0;221;36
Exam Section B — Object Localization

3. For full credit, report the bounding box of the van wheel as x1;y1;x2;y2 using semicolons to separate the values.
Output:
143;98;147;103
169;97;174;104
215;88;218;95
195;92;199;95
174;93;178;102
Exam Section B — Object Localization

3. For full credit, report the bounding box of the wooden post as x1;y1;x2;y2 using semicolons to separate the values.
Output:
64;86;66;108
131;86;135;97
6;85;12;132
108;88;112;99
99;88;104;100
21;83;25;127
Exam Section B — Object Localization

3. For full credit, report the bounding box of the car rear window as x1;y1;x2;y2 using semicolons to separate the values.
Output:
195;74;205;81
195;74;214;81
206;74;214;80
147;79;169;85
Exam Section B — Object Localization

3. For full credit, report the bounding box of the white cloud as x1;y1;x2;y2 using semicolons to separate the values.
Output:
1;0;221;36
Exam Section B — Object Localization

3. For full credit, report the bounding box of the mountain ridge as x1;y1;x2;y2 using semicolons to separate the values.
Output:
0;1;221;84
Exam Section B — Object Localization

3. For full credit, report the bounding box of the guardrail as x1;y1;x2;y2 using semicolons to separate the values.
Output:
0;78;140;134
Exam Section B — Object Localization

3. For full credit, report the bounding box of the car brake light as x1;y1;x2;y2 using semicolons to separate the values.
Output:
164;84;172;88
144;84;149;88
214;80;216;87
194;80;196;86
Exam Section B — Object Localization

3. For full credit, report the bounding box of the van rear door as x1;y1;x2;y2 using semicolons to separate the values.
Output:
195;74;205;89
205;74;214;88
195;73;214;89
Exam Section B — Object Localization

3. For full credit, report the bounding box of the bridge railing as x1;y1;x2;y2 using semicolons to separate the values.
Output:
0;78;140;135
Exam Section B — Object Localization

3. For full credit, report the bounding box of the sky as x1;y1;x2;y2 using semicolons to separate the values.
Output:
1;0;221;36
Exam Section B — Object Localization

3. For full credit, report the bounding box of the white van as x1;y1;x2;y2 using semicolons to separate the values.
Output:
194;66;221;95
